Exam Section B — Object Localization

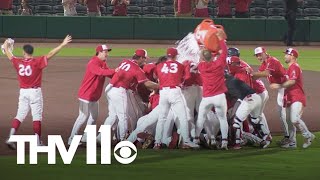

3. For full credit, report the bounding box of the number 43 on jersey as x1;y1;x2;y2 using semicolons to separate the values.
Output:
161;63;178;74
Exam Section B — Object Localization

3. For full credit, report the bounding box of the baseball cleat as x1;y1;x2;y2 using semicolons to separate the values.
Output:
281;141;297;149
183;141;200;149
6;139;16;150
220;140;228;150
261;140;271;149
233;143;242;150
277;137;290;146
303;133;315;149
153;143;161;150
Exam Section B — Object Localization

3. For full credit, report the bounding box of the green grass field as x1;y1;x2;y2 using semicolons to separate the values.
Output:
0;133;319;180
1;47;320;71
1;47;319;179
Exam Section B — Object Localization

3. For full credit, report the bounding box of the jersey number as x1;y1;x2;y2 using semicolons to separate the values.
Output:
161;63;178;74
118;62;131;71
18;64;32;76
190;63;198;73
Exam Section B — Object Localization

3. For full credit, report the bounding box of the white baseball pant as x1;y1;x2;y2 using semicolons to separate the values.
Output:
101;86;129;141
278;88;289;137
182;85;202;139
155;87;191;144
196;93;228;141
15;88;43;122
286;102;312;143
69;99;99;144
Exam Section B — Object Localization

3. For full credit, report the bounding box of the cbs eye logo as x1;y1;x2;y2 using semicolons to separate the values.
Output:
114;141;137;164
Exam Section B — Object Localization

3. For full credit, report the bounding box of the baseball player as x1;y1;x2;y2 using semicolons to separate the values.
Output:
252;47;289;145
227;56;271;148
154;47;199;149
68;44;116;145
98;49;159;142
194;29;229;150
270;48;315;148
3;35;72;149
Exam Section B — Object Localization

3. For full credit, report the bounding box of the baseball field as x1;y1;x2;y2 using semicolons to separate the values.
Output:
0;43;319;180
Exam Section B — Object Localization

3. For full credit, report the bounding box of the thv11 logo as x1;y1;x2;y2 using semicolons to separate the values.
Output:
8;125;137;165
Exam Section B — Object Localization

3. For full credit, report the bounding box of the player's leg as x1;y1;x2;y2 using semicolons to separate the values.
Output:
127;106;160;143
68;100;90;145
182;86;196;139
161;109;177;147
170;88;198;148
154;90;170;147
195;96;214;141
212;93;229;149
112;88;129;141
277;88;289;142
6;89;31;149
233;98;251;147
30;88;44;145
289;102;315;148
81;101;99;143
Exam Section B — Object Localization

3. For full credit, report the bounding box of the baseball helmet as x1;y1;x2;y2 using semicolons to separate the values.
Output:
228;47;240;57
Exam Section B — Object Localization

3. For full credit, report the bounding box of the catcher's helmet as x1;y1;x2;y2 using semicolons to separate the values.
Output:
228;47;240;57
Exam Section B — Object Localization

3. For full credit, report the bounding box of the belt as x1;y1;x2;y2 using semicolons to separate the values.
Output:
22;86;40;89
160;86;179;90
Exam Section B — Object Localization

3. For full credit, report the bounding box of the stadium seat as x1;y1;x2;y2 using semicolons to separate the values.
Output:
208;0;215;8
268;16;285;19
158;0;173;7
141;0;158;7
36;0;54;5
127;14;141;17
303;0;320;8
143;14;160;17
268;8;284;16
53;5;64;14
304;16;320;19
296;8;304;19
34;5;53;14
160;6;174;15
250;15;267;19
250;7;267;16
107;6;114;15
76;4;87;14
267;0;285;8
208;7;215;17
13;0;20;6
304;8;320;17
250;0;267;8
100;5;107;16
35;13;51;16
127;6;142;14
130;0;140;6
143;6;160;15
52;0;61;5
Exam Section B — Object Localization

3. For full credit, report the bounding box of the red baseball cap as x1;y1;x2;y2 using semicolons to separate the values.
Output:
284;48;299;58
254;47;266;56
167;47;178;57
134;49;148;58
96;44;112;53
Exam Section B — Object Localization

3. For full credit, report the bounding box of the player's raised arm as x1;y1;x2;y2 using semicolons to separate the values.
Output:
3;39;14;60
46;35;72;60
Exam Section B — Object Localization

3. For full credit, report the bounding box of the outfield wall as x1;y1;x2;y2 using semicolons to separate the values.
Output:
0;16;320;41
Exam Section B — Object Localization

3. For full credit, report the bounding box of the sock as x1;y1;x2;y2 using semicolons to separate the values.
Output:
10;119;21;136
33;121;41;137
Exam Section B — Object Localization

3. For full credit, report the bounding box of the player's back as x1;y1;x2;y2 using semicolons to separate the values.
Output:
198;60;227;97
11;56;47;88
111;59;146;89
156;60;185;88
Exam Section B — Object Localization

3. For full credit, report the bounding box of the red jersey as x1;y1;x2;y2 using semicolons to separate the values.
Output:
149;93;160;110
284;63;306;107
184;62;202;87
216;0;231;16
113;1;127;16
198;40;228;97
175;0;192;14
143;63;157;82
78;56;115;101
110;59;148;89
258;56;286;84
252;79;266;94
155;60;189;89
235;0;252;13
11;56;48;88
86;0;99;12
0;0;12;9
